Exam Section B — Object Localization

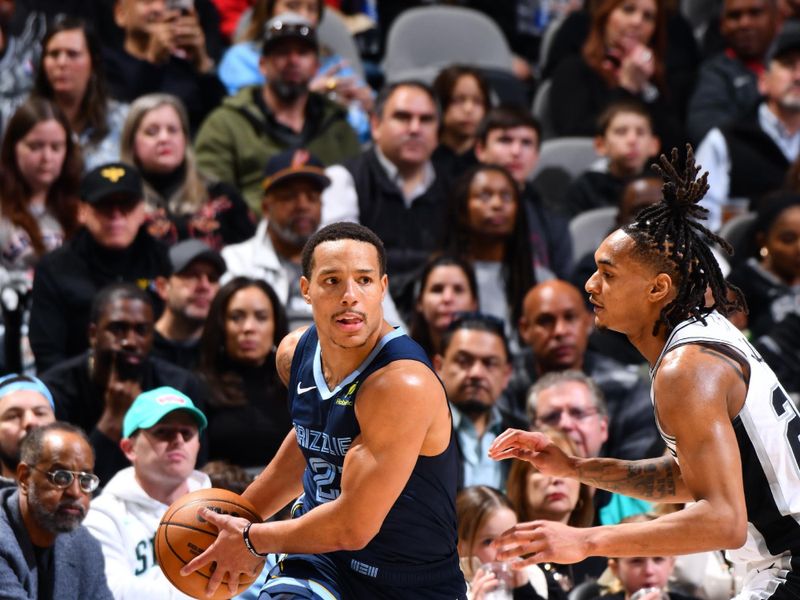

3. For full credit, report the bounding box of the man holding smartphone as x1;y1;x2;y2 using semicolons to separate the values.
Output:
103;0;226;132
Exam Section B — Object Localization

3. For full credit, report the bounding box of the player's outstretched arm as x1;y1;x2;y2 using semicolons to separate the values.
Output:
493;345;749;566
489;429;690;503
179;330;309;598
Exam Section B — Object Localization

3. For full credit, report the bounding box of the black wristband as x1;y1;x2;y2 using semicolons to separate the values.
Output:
242;522;268;558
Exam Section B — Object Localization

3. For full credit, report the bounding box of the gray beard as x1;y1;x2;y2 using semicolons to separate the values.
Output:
28;483;86;534
269;220;311;248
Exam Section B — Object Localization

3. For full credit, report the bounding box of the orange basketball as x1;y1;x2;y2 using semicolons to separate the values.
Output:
155;488;263;600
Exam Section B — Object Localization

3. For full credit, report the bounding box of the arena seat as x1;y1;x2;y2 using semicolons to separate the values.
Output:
381;5;513;84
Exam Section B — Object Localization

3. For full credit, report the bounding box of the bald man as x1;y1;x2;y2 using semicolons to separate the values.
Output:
504;279;663;461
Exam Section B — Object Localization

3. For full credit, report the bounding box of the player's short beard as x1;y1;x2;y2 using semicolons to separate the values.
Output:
269;219;313;248
269;79;308;103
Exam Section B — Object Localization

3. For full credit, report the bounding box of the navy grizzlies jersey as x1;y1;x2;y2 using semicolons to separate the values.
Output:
287;326;462;583
651;312;800;568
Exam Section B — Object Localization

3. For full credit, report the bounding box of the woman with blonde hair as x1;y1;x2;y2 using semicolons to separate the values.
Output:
456;485;564;600
119;93;255;249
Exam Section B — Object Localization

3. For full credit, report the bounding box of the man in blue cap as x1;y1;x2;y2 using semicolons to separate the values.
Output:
84;387;210;599
0;374;56;481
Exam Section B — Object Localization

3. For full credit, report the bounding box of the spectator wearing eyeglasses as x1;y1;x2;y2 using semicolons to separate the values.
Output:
0;421;113;599
508;279;663;463
0;374;56;481
152;240;226;370
526;371;653;527
433;312;524;491
83;387;209;599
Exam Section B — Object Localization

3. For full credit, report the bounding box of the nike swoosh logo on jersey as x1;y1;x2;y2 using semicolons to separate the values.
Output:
297;382;317;394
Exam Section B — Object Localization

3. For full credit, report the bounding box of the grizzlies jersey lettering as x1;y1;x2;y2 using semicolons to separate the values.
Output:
650;311;800;567
287;326;462;583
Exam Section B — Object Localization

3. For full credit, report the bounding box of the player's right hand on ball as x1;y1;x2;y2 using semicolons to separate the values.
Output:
180;507;265;598
487;429;577;477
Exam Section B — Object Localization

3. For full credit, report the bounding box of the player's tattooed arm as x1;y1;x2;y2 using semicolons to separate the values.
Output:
697;346;749;385
275;327;308;386
277;349;293;383
575;455;687;501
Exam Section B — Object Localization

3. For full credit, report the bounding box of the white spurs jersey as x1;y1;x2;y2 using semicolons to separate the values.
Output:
650;311;800;567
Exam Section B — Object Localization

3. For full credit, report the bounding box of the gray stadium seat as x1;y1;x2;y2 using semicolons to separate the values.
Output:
318;8;365;80
380;6;513;84
532;136;600;179
568;206;618;261
531;78;555;141
718;210;756;264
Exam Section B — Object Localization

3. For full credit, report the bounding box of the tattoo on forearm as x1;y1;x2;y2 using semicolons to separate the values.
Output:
578;457;678;499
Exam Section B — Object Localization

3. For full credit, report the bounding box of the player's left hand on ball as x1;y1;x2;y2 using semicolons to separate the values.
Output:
180;507;265;597
492;520;589;567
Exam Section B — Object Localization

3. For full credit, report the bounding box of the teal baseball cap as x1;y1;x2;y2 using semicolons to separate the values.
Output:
123;387;207;438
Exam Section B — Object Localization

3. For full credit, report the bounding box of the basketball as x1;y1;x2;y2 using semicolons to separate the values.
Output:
156;488;263;600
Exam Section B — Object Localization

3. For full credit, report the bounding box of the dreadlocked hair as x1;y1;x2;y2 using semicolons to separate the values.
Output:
623;145;746;336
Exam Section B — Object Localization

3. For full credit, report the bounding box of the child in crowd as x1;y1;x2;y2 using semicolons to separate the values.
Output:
457;485;566;600
562;100;660;218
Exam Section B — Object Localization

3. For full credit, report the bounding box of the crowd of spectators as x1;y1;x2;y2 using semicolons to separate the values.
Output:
0;0;797;598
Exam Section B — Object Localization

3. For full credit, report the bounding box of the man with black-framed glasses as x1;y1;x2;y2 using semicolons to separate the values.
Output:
0;421;113;599
83;386;209;599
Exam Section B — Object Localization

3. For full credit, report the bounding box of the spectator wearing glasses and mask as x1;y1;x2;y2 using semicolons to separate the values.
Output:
0;421;113;599
433;312;525;491
83;387;210;599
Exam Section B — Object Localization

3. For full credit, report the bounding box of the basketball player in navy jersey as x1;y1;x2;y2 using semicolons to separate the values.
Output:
182;222;466;599
488;148;800;599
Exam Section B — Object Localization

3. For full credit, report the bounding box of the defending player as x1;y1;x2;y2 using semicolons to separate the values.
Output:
489;147;800;599
182;223;466;599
